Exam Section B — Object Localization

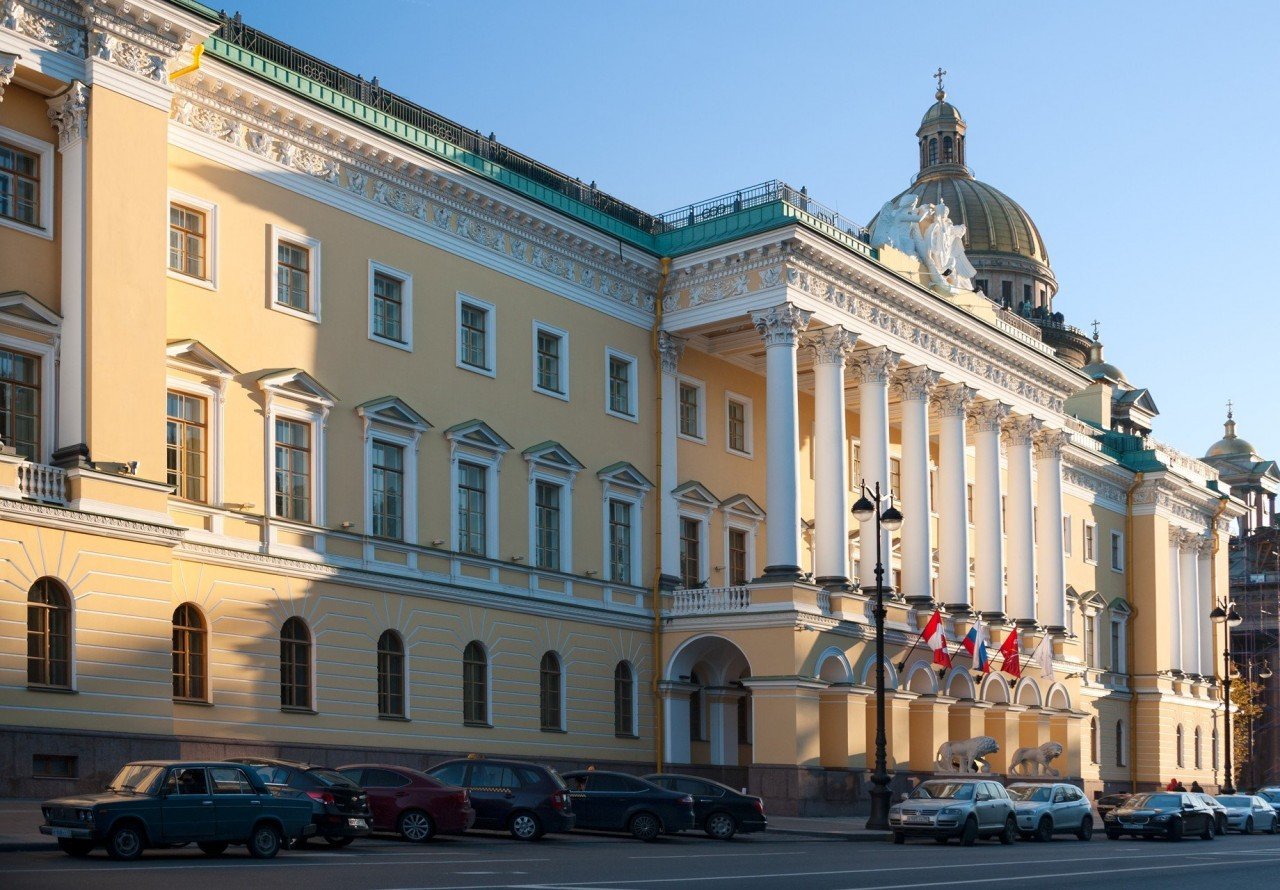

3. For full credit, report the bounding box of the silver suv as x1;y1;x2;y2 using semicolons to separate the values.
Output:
889;779;1016;846
1007;782;1093;841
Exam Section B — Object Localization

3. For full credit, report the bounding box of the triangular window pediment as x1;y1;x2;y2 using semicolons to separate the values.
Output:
444;419;512;455
355;396;431;432
720;493;765;520
597;461;653;492
522;440;584;472
0;291;61;336
673;480;719;507
1107;597;1132;616
257;368;337;407
167;339;238;378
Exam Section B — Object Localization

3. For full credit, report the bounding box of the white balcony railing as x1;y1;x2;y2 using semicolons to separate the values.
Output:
16;462;67;504
667;586;751;617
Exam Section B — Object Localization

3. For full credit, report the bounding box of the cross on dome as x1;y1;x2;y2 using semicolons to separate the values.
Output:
933;67;947;99
1091;320;1101;341
1226;399;1233;421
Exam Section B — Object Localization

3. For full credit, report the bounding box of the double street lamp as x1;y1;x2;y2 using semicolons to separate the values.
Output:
1210;600;1244;793
852;481;903;831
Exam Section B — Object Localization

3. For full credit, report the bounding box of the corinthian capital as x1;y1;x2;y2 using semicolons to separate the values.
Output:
751;303;811;348
47;80;89;151
966;399;1011;433
657;331;686;376
930;382;976;417
0;52;18;103
1000;414;1042;447
1033;428;1071;461
848;345;902;385
890;366;941;402
805;326;858;365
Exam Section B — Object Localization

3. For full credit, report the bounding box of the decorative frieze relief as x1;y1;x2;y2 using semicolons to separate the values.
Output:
2;0;85;55
1132;477;1215;527
1061;464;1129;508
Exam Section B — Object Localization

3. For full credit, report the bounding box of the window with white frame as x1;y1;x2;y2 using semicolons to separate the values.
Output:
456;294;495;376
0;127;54;239
680;517;703;589
269;226;321;320
259;370;334;529
728;527;749;586
890;457;902;498
0;344;42;462
447;421;512;558
273;418;313;522
966;483;974;524
1109;602;1130;673
721;494;763;587
725;392;752;456
674;482;716;587
1110;530;1124;572
677;377;705;441
523;441;582;572
534;480;563;570
358;397;429;544
165;340;234;510
167;190;217;289
369;261;412;350
849;439;861;489
1063;514;1072;556
166;390;208;503
605;348;637;420
532;322;569;399
598;462;650;586
370;441;405;539
608;498;634;583
1083;521;1098;563
457;461;488;555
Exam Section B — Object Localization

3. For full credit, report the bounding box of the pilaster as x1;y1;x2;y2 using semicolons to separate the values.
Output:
657;332;685;587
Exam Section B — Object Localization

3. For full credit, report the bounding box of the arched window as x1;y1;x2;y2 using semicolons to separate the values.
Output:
928;138;938;165
1090;717;1099;764
1212;726;1220;770
1175;724;1184;768
1115;719;1126;767
689;671;704;741
1194;726;1202;769
943;135;954;161
27;578;71;688
539;651;562;731
172;603;207;701
280;617;311;710
463;641;488;724
614;661;635;737
377;630;405;718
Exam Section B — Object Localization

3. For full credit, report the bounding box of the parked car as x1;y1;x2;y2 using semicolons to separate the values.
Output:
1214;794;1279;834
1007;782;1094;841
336;764;475;842
1104;791;1217;840
888;779;1017;846
1094;793;1131;823
643;773;767;840
424;757;573;841
40;761;314;860
228;757;371;846
561;770;695;841
1192;792;1230;835
1255;788;1280;807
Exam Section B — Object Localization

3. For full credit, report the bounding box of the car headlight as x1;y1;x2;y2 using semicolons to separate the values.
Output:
1151;814;1172;822
77;809;94;823
41;807;51;820
938;807;960;816
1104;813;1118;821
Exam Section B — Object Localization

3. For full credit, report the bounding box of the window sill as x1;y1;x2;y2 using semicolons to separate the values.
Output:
174;697;213;707
0;215;53;240
605;409;639;424
370;333;413;353
167;269;217;291
540;727;566;734
26;684;76;694
533;386;570;402
378;714;411;722
677;433;706;445
463;720;493;729
456;360;496;379
270;302;320;324
615;733;639;740
727;449;753;460
281;706;317;715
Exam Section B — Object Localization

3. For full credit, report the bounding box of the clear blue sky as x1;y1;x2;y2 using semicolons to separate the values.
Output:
227;0;1277;463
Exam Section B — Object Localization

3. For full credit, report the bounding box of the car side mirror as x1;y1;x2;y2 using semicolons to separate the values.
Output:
899;792;909;801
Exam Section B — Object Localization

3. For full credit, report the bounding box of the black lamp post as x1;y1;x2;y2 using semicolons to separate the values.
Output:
852;480;903;831
1210;600;1244;794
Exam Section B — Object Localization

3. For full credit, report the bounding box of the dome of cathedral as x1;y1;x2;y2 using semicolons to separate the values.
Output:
1205;415;1257;460
1081;357;1129;386
921;92;963;127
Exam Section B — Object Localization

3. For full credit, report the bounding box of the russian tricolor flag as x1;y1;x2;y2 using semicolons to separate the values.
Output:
961;621;992;674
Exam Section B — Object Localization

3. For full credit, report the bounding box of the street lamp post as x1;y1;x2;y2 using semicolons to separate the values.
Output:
852;481;903;831
1210;600;1244;794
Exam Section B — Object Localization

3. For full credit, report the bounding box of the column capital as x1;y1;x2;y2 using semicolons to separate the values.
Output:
930;382;976;417
751;303;811;348
1000;414;1042;447
657;330;686;375
890;365;941;402
1032;428;1071;460
848;345;902;385
966;399;1010;433
46;80;89;151
0;52;18;102
805;325;858;365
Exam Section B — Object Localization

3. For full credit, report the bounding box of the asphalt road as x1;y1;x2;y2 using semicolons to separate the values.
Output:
5;829;1280;890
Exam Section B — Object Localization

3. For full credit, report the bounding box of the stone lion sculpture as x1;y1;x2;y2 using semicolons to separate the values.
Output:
935;736;999;774
1009;741;1065;777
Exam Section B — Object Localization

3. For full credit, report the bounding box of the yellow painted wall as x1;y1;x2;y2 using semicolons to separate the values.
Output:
0;83;62;309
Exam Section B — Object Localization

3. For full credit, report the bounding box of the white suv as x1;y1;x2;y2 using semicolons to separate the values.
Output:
890;779;1017;846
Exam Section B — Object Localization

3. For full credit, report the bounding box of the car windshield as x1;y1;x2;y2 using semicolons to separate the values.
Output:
910;782;975;801
308;769;361;788
1217;796;1251;807
106;764;166;794
1008;786;1054;802
1129;794;1181;809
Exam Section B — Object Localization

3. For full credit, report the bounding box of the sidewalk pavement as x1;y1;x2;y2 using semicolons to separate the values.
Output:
0;799;889;853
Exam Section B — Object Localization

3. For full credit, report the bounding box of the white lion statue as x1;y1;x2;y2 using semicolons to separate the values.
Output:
1009;741;1064;777
935;736;999;774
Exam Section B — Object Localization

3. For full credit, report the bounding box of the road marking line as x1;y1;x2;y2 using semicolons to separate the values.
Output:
1;856;553;875
629;852;804;860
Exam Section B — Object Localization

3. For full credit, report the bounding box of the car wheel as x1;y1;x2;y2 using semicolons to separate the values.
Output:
56;838;94;857
197;841;229;856
1201;818;1215;841
960;816;979;847
1105;828;1121;840
105;824;145;861
705;812;737;841
1034;817;1053;843
508;811;543;841
324;835;354;848
1077;817;1094;841
1167;819;1183;842
248;824;282;859
893;831;905;844
1243;817;1254;835
1268;816;1278;835
629;812;662;842
398;809;436;843
1218;816;1228;836
1000;817;1017;846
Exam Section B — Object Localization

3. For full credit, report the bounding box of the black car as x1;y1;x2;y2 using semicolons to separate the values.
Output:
425;757;574;841
644;773;767;840
1104;791;1217;841
228;757;372;846
1094;793;1131;823
562;770;695;841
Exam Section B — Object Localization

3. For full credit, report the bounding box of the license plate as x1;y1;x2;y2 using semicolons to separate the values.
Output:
51;828;73;838
348;818;366;829
906;816;931;824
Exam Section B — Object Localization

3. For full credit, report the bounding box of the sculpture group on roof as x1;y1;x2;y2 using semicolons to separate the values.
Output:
869;194;977;295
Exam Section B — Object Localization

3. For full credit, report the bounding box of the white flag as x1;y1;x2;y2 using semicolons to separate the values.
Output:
1035;634;1054;678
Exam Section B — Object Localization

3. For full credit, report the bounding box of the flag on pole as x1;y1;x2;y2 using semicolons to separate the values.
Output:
997;629;1022;678
922;609;953;669
961;621;991;674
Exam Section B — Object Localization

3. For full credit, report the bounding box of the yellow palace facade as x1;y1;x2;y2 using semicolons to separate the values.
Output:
0;1;1242;812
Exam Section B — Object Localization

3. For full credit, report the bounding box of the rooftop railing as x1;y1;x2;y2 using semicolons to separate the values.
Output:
657;180;870;242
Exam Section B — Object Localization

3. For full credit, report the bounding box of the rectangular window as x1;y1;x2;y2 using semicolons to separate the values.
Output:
273;418;311;522
1110;620;1123;672
607;351;634;418
534;325;566;397
0;346;41;461
1084;613;1097;668
166;390;208;502
459;302;489;371
534;480;562;570
457;461;487;556
1063;514;1072;556
1023;283;1033;305
168;203;206;279
1084;522;1097;563
276;240;311;311
849;440;861;489
966;483;974;524
372;271;404;343
1000;280;1013;305
32;754;77;779
1110;530;1124;571
608;499;633;584
680;517;702;588
0;140;39;227
728;528;748;586
371;440;404;540
929;468;937;512
727;397;749;455
678;380;703;439
890;457;902;497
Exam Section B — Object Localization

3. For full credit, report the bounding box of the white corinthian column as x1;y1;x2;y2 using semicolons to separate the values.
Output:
751;303;812;580
1179;531;1201;676
932;383;975;612
968;400;1010;618
807;327;858;586
891;366;940;605
657;331;685;587
1033;428;1070;632
849;346;902;592
1197;536;1213;677
1002;414;1041;626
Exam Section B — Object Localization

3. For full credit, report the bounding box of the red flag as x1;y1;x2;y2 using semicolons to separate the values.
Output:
998;629;1022;678
922;609;953;669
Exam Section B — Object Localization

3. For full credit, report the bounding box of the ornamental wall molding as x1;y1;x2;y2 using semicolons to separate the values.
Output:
0;49;17;99
1130;476;1217;529
170;69;658;321
1;0;85;56
0;496;185;546
1060;458;1130;511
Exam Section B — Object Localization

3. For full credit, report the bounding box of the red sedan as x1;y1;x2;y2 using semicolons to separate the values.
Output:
337;764;475;842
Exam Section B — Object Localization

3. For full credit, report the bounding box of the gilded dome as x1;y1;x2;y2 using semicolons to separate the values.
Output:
1205;416;1257;460
1080;339;1127;385
921;94;963;127
890;175;1051;268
